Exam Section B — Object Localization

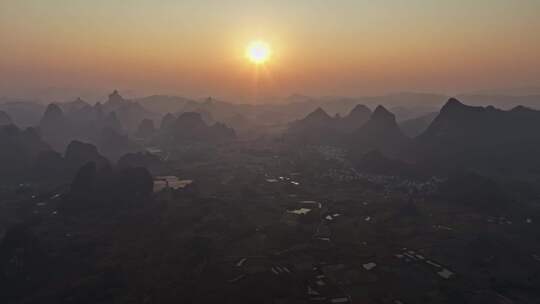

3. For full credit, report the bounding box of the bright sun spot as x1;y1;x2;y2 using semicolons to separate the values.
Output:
246;40;271;64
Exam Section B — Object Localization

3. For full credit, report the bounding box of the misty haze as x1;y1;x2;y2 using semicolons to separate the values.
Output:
1;1;540;304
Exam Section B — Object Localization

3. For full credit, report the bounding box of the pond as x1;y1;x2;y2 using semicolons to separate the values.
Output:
153;176;193;192
286;208;311;215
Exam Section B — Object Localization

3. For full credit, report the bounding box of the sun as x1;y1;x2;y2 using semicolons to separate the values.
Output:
246;40;271;64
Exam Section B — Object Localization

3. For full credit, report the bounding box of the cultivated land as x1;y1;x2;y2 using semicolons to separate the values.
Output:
2;140;539;304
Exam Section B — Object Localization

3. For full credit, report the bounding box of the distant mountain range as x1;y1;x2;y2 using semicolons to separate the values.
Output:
415;98;540;172
33;91;150;160
3;91;540;134
3;87;540;184
419;98;540;149
3;90;540;172
158;112;236;146
285;103;410;156
348;105;409;157
283;96;540;177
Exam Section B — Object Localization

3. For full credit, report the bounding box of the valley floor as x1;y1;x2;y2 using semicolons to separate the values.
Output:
1;142;539;304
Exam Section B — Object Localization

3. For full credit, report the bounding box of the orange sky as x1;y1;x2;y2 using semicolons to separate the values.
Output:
1;0;539;102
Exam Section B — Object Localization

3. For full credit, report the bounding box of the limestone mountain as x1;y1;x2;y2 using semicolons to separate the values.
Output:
349;105;409;156
160;113;176;130
160;112;235;144
292;107;333;130
338;104;372;132
40;103;66;130
419;98;540;146
64;140;110;171
417;98;540;171
60;97;91;114
100;90;158;131
63;161;153;213
285;107;340;144
39;103;74;150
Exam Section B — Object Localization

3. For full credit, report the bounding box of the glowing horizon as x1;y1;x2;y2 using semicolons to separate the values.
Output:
1;0;539;102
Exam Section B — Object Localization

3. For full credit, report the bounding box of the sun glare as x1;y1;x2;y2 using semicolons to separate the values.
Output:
246;40;271;64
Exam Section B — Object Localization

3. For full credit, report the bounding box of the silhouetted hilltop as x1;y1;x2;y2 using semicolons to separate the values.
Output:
59;97;106;125
100;90;158;131
414;98;540;172
39;103;73;150
106;90;124;105
33;140;106;182
160;112;236;144
160;113;176;130
60;97;90;114
285;107;340;144
366;105;400;129
174;112;208;131
420;98;494;145
349;104;372;117
306;107;332;120
421;98;540;147
31;140;116;182
0;130;116;183
286;104;378;144
349;105;409;156
338;104;371;132
300;107;333;126
69;104;99;123
64;140;110;171
36;97;147;152
40;103;66;129
63;161;153;213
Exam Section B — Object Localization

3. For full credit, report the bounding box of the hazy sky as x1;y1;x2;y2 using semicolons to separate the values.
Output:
1;0;540;102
